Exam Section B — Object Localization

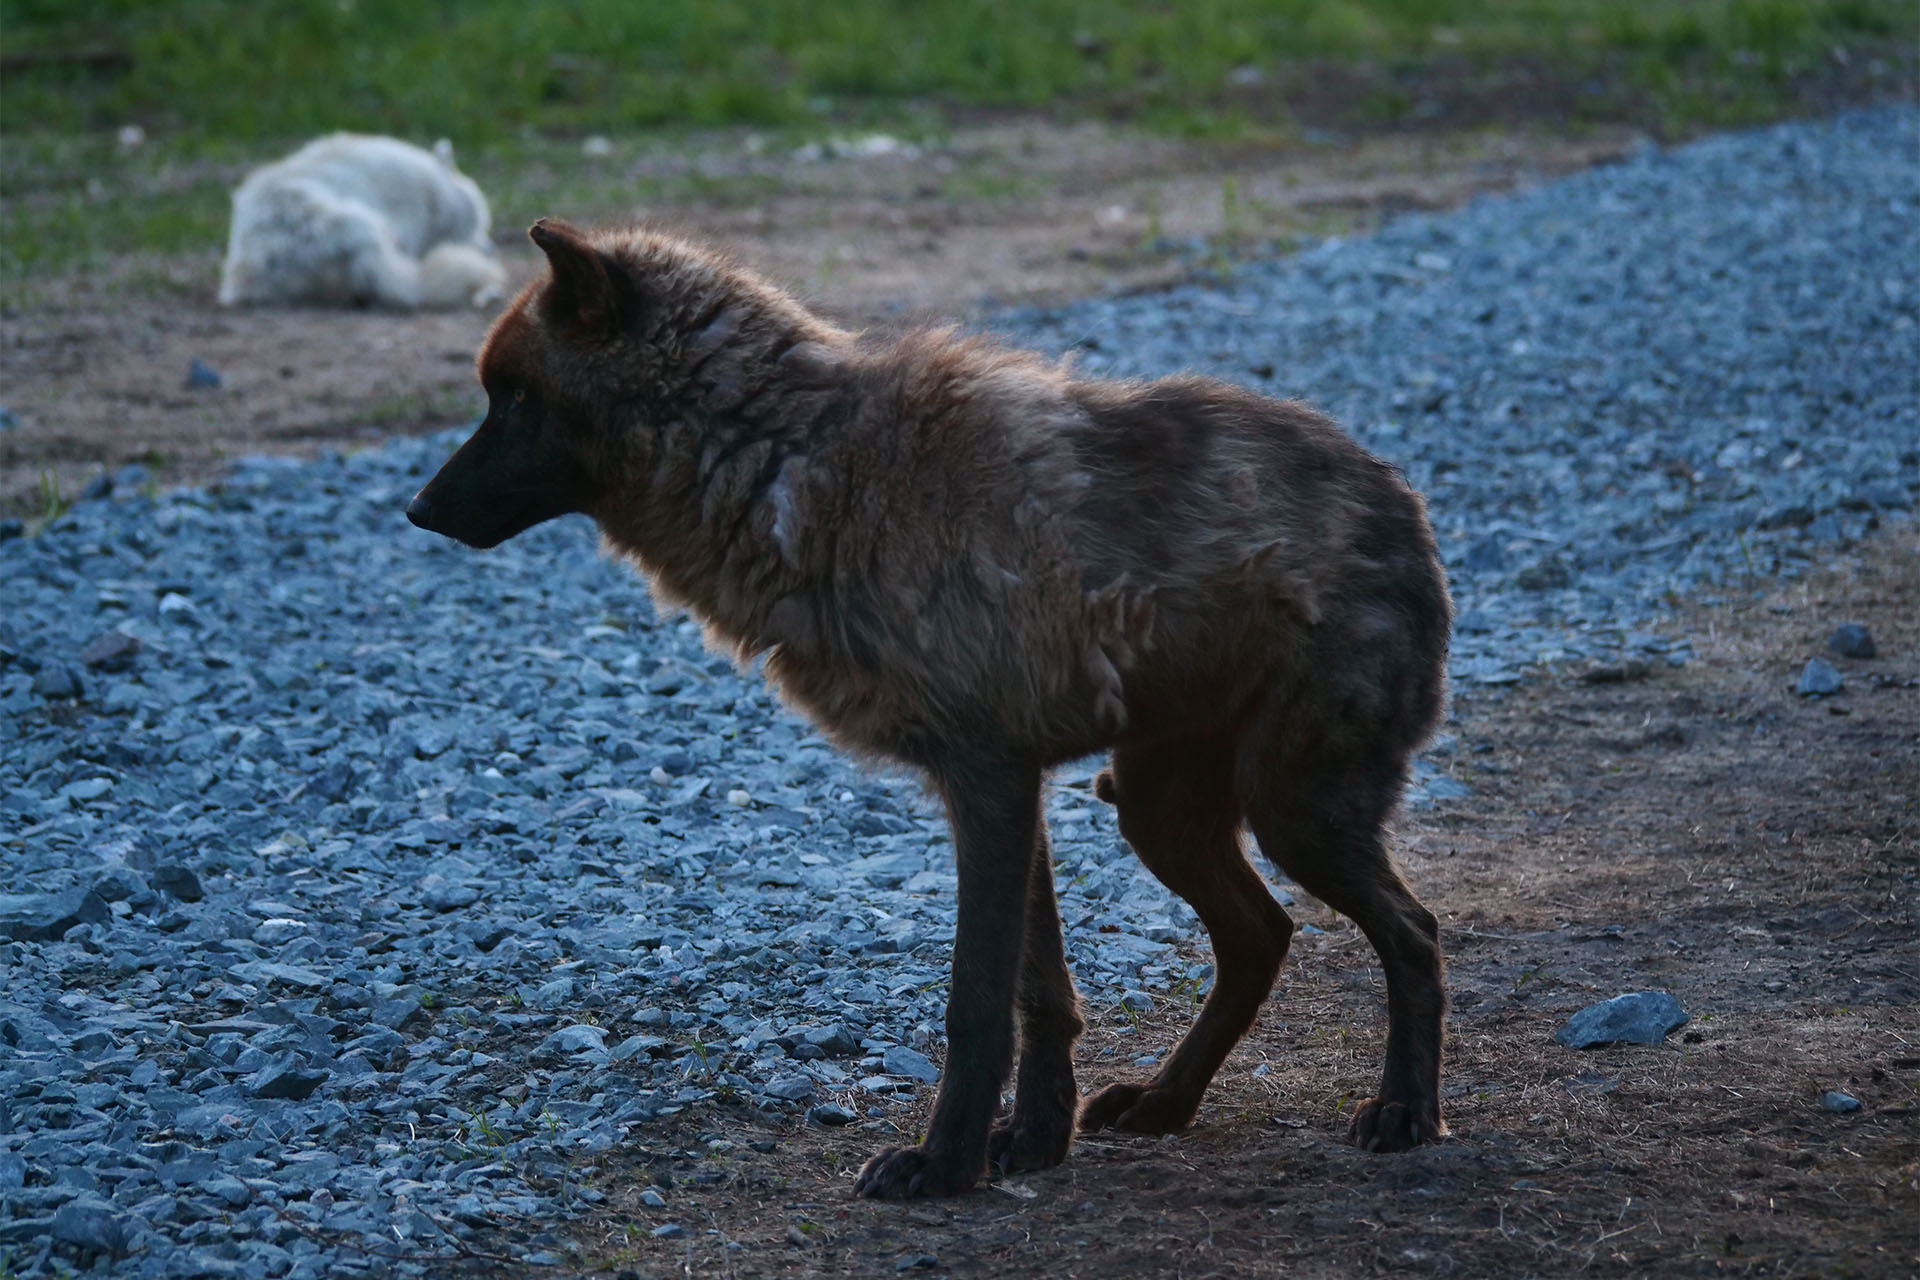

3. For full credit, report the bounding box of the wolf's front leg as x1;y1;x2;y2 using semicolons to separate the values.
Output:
853;759;1041;1199
988;822;1082;1173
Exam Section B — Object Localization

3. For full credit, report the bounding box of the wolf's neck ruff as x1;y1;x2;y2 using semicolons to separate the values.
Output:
484;228;1132;759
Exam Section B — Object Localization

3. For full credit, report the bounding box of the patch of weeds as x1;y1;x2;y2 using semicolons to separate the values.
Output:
468;1105;507;1148
361;387;482;430
940;169;1042;203
1136;185;1166;256
687;1039;713;1072
1219;175;1244;246
34;469;70;531
1359;85;1415;125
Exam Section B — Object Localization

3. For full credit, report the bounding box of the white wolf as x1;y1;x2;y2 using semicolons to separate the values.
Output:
218;134;509;310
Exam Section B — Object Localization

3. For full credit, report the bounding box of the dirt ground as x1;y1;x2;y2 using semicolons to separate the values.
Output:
0;122;1637;520
497;525;1912;1280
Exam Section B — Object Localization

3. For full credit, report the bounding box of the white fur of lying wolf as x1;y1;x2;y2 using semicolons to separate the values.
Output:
218;134;509;310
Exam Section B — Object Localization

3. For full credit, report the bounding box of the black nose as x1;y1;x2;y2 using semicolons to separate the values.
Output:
406;494;433;529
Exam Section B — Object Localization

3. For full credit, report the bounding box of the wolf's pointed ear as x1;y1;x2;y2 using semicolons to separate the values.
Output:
529;218;620;336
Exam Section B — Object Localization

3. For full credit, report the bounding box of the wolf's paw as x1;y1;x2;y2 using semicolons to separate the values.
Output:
1349;1097;1445;1153
988;1108;1075;1173
1077;1082;1197;1135
852;1145;980;1199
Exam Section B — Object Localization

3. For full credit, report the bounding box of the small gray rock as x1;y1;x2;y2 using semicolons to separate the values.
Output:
1820;1090;1862;1113
764;1074;814;1102
808;1102;855;1126
538;1024;608;1056
881;1045;939;1083
1554;991;1688;1048
31;663;80;699
304;762;356;804
413;725;456;759
1757;501;1815;530
370;996;426;1030
1515;555;1571;591
185;358;222;390
531;975;577;1009
235;960;330;990
201;1172;253;1208
150;863;204;902
88;869;146;903
50;1196;135;1256
803;1024;861;1057
246;1053;329;1100
652;1223;685;1239
252;917;309;946
420;874;481;911
1118;990;1153;1013
1579;657;1652;685
1795;657;1844;697
1826;624;1876;659
1462;535;1507;573
78;630;142;671
0;888;109;942
610;1033;668;1061
59;776;112;802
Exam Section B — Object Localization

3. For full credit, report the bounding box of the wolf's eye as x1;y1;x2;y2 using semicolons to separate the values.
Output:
512;388;527;405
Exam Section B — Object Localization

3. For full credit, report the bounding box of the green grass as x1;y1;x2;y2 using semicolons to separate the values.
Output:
0;1;1910;297
2;0;1906;142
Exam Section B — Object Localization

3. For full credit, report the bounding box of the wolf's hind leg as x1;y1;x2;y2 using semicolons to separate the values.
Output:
1243;750;1445;1152
1080;736;1292;1134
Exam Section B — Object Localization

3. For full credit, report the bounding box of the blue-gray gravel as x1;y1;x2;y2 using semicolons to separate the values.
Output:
1;108;1914;1277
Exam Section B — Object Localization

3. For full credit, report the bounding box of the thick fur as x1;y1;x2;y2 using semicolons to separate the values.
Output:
409;221;1454;1199
218;134;508;310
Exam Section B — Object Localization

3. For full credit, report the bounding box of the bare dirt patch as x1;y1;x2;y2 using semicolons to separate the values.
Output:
0;124;1636;520
531;529;1917;1278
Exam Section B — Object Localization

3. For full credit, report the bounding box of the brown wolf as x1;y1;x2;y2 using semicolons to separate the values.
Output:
408;219;1452;1199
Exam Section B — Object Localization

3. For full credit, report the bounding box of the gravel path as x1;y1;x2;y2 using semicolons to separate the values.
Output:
2;108;1915;1278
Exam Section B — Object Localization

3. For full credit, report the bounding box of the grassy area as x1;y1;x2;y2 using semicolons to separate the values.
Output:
0;1;1911;296
2;0;1908;139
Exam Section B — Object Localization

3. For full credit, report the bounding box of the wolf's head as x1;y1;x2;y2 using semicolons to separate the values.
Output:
409;218;842;561
406;218;645;548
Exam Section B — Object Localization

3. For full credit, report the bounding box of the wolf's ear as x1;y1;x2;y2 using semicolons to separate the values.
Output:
529;218;620;337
